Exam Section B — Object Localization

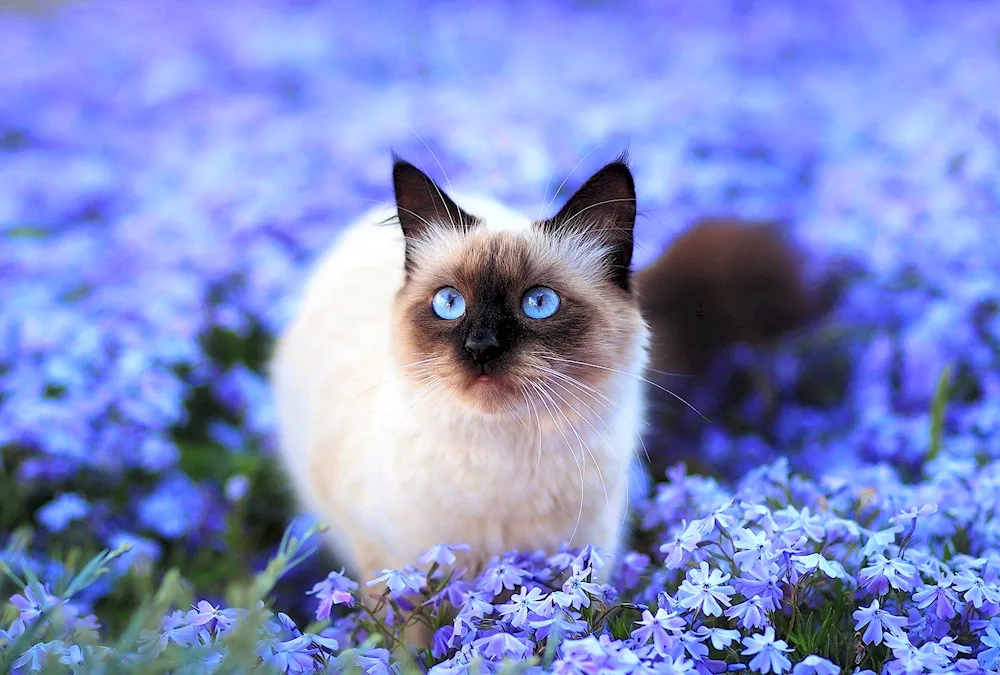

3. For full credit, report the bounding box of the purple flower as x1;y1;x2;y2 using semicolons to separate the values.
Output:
554;564;604;610
497;585;546;628
137;473;209;539
188;600;237;635
139;610;199;656
432;625;455;659
892;504;938;523
631;608;685;653
791;554;847;580
478;560;527;596
367;566;426;596
733;529;773;571
529;609;588;641
353;646;393;675
852;599;908;645
696;627;741;650
737;563;784;607
223;474;251;503
473;630;532;660
741;627;792;675
773;506;825;542
677;562;735;617
979;625;1000;671
661;519;703;569
952;570;1000;608
308;568;358;619
418;543;471;567
11;640;76;672
258;634;318;673
859;555;917;594
10;583;59;622
860;527;902;559
36;493;91;533
912;581;958;620
655;654;697;675
791;655;839;675
728;594;773;630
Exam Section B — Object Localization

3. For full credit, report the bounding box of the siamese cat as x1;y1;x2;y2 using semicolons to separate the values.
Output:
270;153;824;602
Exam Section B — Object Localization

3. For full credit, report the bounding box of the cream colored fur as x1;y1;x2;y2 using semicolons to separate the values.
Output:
270;194;651;587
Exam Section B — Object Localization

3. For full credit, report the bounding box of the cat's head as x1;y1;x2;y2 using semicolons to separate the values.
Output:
390;155;649;417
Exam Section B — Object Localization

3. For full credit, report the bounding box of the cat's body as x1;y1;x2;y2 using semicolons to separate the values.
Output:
271;154;832;603
272;171;649;583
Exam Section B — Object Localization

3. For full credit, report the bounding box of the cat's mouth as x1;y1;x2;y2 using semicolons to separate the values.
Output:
471;372;509;390
464;370;519;407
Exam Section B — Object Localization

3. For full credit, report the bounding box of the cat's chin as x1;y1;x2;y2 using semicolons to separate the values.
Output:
457;373;525;416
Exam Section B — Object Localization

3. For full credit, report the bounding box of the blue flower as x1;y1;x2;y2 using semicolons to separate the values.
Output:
661;519;704;569
497;585;546;628
952;569;1000;608
308;568;358;619
257;634;317;674
478;560;527;596
979;625;1000;671
737;563;784;607
696;627;741;651
553;564;604;610
733;529;773;570
473;630;532;660
137;473;209;539
10;582;59;622
677;562;735;617
36;493;91;533
858;555;918;594
418;543;471;567
367;566;426;596
912;581;958;620
631;608;685;654
852;599;907;646
791;655;839;675
726;595;772;630
741;627;792;675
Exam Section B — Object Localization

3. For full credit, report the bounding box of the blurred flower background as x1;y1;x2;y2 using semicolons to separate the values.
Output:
1;0;1000;672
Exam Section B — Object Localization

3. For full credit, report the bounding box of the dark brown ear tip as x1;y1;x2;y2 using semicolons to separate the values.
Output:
391;158;422;178
611;147;633;172
584;154;635;194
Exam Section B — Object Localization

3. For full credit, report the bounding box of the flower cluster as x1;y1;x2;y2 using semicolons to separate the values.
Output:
2;0;1000;673
4;458;1000;672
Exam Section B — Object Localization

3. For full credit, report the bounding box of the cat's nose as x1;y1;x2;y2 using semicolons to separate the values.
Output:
465;331;501;364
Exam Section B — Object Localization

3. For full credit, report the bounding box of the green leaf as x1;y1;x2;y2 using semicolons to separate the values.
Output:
926;364;953;463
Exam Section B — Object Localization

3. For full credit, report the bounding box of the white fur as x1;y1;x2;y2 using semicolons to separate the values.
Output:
270;197;651;583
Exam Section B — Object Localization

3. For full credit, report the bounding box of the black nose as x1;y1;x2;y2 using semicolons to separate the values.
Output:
465;330;501;364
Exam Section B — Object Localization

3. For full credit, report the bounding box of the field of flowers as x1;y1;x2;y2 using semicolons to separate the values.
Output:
2;0;1000;672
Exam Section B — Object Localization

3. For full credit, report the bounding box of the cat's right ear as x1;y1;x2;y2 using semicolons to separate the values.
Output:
393;157;474;238
392;158;475;275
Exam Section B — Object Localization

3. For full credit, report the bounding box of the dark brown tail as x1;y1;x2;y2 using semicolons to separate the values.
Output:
635;217;842;376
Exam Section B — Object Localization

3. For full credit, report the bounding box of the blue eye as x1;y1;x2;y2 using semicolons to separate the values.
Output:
522;286;560;319
432;287;466;320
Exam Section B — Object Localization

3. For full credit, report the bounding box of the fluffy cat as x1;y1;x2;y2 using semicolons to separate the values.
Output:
270;154;827;603
272;156;647;587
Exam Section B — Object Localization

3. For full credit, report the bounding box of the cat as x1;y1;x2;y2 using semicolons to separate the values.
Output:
269;153;829;609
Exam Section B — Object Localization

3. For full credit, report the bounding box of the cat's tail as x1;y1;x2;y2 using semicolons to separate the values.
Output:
634;217;844;376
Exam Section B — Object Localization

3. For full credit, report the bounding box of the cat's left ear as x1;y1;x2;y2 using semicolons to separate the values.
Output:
540;156;637;291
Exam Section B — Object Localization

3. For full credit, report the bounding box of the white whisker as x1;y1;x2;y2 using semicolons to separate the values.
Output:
543;354;710;422
528;380;586;548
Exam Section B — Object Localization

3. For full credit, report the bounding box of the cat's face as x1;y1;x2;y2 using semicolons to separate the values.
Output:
391;157;647;417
